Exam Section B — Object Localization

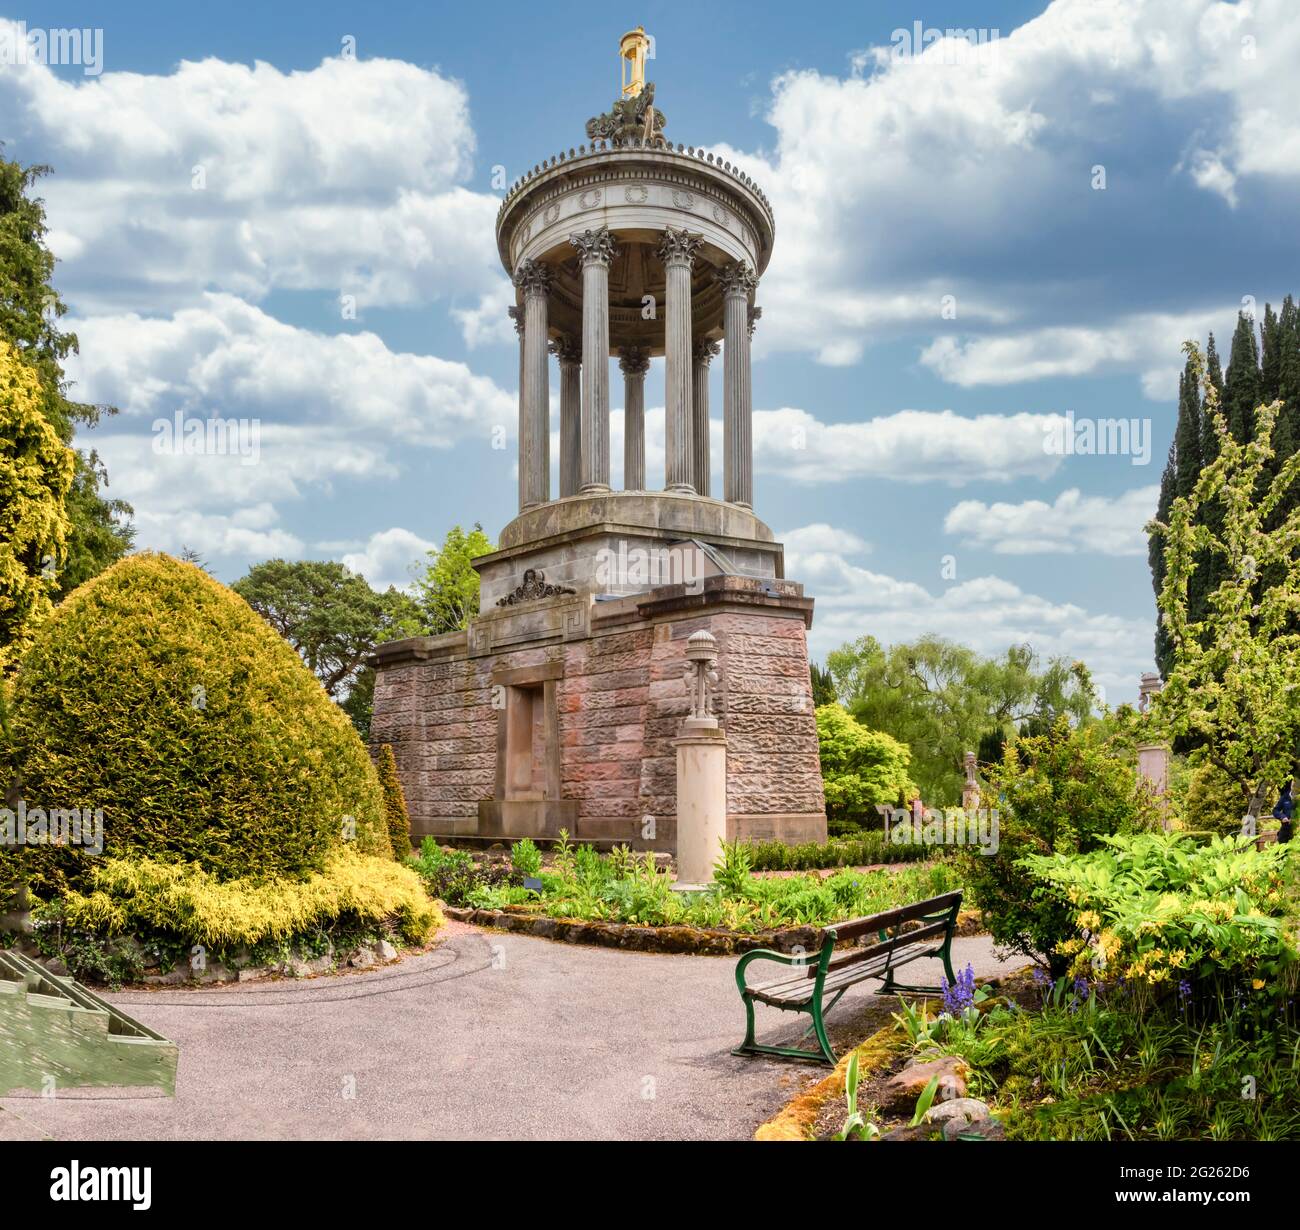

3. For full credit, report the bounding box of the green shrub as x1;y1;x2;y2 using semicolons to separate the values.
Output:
9;552;389;891
1177;759;1254;837
510;837;542;878
816;703;917;826
376;743;412;861
1024;831;1296;992
54;847;441;949
957;716;1160;975
745;831;930;871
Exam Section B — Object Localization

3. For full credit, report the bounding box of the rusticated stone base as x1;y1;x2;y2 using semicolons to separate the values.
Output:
371;572;827;852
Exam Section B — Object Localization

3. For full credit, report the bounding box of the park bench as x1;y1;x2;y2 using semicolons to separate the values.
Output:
732;890;963;1066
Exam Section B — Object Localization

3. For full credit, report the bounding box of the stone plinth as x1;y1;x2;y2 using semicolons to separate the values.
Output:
673;724;728;885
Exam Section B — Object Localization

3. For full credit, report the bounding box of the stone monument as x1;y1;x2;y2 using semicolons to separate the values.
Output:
371;28;826;851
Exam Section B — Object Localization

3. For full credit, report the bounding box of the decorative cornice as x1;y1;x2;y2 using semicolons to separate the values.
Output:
657;226;703;268
569;226;619;268
496;568;577;607
717;260;758;298
550;335;581;366
513;258;551;298
693;339;721;364
619;347;651;378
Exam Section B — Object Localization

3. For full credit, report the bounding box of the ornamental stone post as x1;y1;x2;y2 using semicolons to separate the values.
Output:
1136;671;1172;830
619;348;650;491
552;335;582;498
673;629;727;889
570;227;618;494
658;227;702;494
691;340;719;497
719;260;758;508
514;260;551;510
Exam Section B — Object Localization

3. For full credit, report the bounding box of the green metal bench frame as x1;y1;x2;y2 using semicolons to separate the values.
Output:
732;890;962;1066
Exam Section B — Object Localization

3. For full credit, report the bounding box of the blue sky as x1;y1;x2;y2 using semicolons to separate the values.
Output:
5;0;1299;700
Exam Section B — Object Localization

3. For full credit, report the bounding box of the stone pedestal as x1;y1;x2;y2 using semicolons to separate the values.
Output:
673;722;728;888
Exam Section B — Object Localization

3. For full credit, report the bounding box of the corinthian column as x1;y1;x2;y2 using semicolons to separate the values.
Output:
551;335;582;497
657;227;702;494
508;305;526;511
570;227;618;494
619;348;650;490
513;260;551;510
718;260;758;508
691;340;719;497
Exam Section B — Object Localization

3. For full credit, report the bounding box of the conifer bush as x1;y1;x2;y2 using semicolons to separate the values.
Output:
10;552;391;891
376;743;412;861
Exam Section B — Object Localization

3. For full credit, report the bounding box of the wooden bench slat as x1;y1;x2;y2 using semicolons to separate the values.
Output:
819;918;950;977
827;891;963;942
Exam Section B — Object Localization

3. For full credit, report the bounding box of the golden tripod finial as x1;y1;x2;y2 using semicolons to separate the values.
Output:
620;26;651;98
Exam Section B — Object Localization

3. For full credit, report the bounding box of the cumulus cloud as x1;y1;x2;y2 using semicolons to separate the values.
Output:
784;523;1152;699
718;0;1300;382
943;486;1160;556
342;527;439;591
0;27;505;325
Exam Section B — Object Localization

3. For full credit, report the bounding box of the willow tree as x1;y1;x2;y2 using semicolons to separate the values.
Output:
1148;342;1300;819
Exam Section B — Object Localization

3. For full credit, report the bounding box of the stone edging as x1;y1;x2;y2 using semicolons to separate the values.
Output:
753;1023;907;1141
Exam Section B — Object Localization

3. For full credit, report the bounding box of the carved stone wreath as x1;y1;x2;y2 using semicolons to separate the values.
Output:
496;568;577;607
625;185;649;204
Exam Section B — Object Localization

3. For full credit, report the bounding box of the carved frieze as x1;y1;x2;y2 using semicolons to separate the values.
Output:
496;568;577;607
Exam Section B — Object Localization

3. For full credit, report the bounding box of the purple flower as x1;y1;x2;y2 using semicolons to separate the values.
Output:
1178;979;1193;1012
942;963;977;1016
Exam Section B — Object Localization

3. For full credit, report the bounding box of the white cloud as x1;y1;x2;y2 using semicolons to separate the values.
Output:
753;407;1064;485
785;523;1152;699
943;486;1160;556
129;503;303;560
342;527;438;591
0;28;504;328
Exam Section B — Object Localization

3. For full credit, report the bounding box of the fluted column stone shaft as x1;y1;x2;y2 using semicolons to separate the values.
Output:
691;340;719;498
719;261;758;509
513;261;550;510
552;336;582;498
619;349;650;490
570;227;618;494
658;228;702;494
508;305;526;512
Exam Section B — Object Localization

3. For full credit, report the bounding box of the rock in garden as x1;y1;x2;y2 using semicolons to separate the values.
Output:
879;1056;968;1114
943;1116;1006;1141
375;940;397;961
924;1097;990;1126
349;947;377;968
879;1123;937;1141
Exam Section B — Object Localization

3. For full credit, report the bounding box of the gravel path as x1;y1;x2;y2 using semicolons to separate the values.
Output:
0;924;1024;1141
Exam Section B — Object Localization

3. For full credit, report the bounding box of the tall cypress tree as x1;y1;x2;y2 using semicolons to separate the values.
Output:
1223;311;1262;445
1152;440;1177;677
1173;352;1203;499
1200;333;1225;466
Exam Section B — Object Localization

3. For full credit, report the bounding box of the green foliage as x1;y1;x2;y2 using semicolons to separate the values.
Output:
1023;832;1295;990
744;831;931;872
0;340;73;673
510;837;542;878
815;703;917;826
810;661;837;707
1148;341;1300;815
233;558;420;702
0;155;132;592
376;743;412;861
413;523;494;635
825;635;1096;804
10;552;390;892
409;838;511;907
1177;759;1254;837
713;840;753;895
930;986;1300;1140
957;716;1159;975
832;1051;881;1141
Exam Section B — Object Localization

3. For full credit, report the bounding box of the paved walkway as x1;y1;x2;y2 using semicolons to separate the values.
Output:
0;925;1023;1141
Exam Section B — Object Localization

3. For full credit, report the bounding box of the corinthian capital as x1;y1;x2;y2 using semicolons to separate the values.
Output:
618;347;650;378
513;259;551;298
507;304;525;336
693;339;721;365
716;260;758;298
747;305;762;338
569;226;619;267
549;335;581;366
657;226;703;269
